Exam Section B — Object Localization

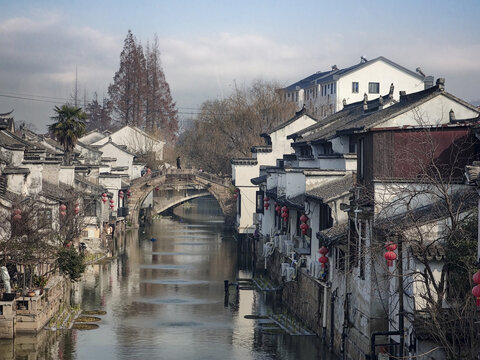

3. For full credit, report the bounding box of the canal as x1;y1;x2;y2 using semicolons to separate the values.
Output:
0;196;336;360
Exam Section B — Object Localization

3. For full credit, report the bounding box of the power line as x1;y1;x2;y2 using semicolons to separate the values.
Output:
0;90;205;113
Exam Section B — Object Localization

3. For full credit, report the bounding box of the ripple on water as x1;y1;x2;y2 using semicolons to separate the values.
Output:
150;252;206;256
139;264;193;270
140;279;210;285
136;297;219;305
175;242;215;246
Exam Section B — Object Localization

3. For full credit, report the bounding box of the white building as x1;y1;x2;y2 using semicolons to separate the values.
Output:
282;56;428;118
81;125;165;161
231;108;317;237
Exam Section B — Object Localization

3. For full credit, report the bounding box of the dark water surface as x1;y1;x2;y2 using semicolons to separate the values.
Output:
0;197;336;360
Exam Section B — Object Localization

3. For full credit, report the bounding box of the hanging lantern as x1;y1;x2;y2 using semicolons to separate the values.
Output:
384;251;397;267
473;285;480;307
59;204;67;211
385;242;398;252
12;208;22;221
472;271;480;307
319;246;329;256
264;202;270;210
319;255;329;268
102;198;107;203
60;211;66;217
275;204;281;214
110;199;114;204
102;193;107;198
281;206;288;213
119;190;124;199
300;214;309;223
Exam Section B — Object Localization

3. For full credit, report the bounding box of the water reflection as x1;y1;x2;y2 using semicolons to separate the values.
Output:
0;197;336;360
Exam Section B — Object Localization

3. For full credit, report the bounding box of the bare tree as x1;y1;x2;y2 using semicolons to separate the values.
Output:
177;79;295;174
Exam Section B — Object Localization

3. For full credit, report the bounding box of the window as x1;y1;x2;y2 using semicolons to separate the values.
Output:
335;248;345;271
319;204;333;231
300;146;312;158
368;82;380;94
331;82;336;94
255;191;264;214
352;82;359;93
84;199;97;217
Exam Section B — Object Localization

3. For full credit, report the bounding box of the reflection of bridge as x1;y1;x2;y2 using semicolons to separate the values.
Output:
127;169;234;227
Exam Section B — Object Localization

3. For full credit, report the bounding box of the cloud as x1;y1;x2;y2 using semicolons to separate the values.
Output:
1;12;479;132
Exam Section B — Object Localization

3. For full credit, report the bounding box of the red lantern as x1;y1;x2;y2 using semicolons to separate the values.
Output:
300;223;308;231
110;199;114;204
473;270;480;285
263;196;270;202
74;206;80;214
60;211;66;217
13;208;22;221
281;206;288;213
119;190;124;199
386;242;397;251
300;215;309;223
102;198;107;203
264;203;270;210
275;205;281;214
472;285;480;307
319;255;329;268
384;251;397;267
102;193;107;198
59;204;67;211
319;246;329;255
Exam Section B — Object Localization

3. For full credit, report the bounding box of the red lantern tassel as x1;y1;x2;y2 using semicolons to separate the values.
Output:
387;260;392;267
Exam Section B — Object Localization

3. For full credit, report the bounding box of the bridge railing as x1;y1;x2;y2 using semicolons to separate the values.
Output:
130;168;231;188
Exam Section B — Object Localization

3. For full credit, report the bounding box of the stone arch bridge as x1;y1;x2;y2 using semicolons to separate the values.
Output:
127;169;235;227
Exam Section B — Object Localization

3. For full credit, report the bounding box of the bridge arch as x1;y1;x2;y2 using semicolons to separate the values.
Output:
127;169;234;227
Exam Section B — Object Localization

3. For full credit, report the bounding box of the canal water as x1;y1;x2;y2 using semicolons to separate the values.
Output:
0;196;336;360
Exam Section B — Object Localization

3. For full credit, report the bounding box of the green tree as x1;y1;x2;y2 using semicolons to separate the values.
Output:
48;104;86;165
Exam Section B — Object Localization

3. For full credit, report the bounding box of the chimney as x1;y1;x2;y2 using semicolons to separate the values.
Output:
361;56;368;63
378;96;384;110
449;109;456;122
388;83;394;98
363;93;368;111
399;91;407;102
332;65;338;71
424;75;434;89
436;78;445;91
342;98;347;107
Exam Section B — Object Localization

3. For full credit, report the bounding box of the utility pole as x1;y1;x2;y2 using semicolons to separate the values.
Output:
398;237;405;358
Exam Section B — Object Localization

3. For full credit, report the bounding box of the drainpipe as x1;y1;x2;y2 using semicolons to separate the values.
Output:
330;289;336;350
322;285;328;341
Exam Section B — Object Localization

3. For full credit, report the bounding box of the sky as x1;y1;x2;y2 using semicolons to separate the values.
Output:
1;0;479;132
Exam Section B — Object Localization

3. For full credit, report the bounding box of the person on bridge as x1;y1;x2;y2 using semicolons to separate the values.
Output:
176;156;181;169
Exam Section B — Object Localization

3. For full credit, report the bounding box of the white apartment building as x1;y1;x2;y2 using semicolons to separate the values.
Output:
282;56;429;118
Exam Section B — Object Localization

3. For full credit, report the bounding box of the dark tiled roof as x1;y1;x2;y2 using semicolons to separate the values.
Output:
306;175;354;202
317;223;348;244
284;56;423;93
231;158;258;165
41;180;76;201
251;175;267;185
285;193;305;210
251;145;272;153
266;107;318;135
292;85;473;145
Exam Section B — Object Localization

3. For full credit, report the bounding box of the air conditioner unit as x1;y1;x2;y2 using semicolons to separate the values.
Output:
284;240;294;255
306;257;312;275
263;242;274;257
285;267;296;282
273;235;280;249
314;261;324;279
281;263;290;277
